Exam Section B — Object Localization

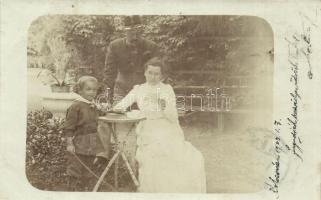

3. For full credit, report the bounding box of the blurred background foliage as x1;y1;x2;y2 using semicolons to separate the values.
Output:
28;15;273;109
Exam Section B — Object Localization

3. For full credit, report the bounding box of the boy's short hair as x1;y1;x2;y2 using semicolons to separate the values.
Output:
73;76;98;94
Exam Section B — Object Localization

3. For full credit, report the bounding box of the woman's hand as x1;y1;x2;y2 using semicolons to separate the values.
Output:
112;107;126;114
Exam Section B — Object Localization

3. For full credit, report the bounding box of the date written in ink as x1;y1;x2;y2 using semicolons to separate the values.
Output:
265;119;283;198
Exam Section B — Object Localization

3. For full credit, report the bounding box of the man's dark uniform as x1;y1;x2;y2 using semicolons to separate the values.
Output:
103;37;160;102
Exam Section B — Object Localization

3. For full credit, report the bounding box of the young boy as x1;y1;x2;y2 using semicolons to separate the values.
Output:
64;76;109;191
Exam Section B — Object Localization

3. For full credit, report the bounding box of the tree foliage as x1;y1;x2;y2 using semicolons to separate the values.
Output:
29;15;271;79
28;15;273;108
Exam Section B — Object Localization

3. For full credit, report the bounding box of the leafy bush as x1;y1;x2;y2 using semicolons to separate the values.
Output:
26;109;135;191
26;109;67;190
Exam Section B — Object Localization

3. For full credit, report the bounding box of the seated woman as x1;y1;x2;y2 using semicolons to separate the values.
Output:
113;57;207;193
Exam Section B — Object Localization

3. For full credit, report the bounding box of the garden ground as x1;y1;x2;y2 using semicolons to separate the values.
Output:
182;117;271;193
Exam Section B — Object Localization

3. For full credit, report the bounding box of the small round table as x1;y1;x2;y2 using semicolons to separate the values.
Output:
93;113;146;192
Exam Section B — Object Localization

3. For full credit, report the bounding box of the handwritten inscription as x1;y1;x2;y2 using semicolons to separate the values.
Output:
299;10;320;79
288;59;303;161
264;9;321;197
265;120;283;198
285;31;303;161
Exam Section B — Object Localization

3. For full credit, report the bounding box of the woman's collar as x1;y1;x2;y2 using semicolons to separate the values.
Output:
145;81;163;88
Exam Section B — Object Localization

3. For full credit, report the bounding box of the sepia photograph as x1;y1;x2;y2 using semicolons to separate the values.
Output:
25;15;275;193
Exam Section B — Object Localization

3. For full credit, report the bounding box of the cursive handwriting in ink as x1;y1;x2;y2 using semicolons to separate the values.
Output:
265;120;283;199
300;20;313;79
299;10;320;79
285;33;303;162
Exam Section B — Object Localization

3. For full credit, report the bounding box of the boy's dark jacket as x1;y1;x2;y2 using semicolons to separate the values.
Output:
64;101;106;156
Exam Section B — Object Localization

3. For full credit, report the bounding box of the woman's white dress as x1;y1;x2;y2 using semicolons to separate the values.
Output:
114;82;206;193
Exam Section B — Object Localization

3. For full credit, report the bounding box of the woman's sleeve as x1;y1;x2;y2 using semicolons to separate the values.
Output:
163;85;179;123
63;104;79;137
113;85;138;111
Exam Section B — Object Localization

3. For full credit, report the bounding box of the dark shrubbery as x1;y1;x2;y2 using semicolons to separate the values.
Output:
26;109;68;190
26;109;135;191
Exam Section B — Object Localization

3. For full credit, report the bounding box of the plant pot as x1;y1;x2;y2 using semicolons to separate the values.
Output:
41;92;78;117
50;84;71;93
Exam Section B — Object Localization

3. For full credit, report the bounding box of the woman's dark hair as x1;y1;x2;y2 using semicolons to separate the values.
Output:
144;57;165;74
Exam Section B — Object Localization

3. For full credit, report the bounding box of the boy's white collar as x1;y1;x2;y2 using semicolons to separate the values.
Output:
74;93;95;105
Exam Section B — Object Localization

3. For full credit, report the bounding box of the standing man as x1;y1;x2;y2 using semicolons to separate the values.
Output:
102;16;161;103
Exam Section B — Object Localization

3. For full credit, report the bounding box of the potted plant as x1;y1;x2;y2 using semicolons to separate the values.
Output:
37;36;75;93
37;36;79;116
